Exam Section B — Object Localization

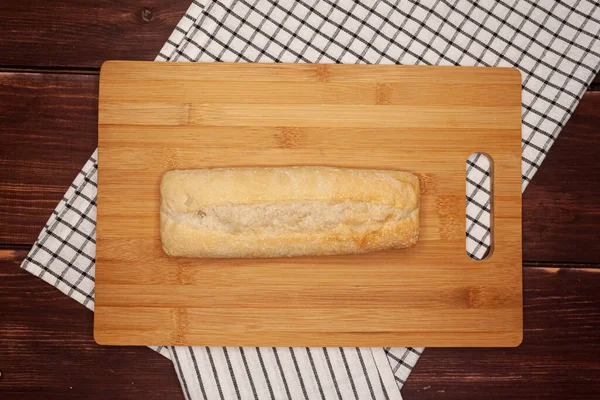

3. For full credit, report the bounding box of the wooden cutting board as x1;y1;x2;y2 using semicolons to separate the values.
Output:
95;61;522;347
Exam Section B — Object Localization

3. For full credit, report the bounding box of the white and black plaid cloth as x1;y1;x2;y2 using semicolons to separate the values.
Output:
21;1;599;399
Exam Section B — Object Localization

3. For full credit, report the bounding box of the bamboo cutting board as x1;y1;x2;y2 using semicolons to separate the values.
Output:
95;61;522;347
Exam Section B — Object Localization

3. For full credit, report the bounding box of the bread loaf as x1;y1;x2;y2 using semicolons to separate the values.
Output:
160;166;419;258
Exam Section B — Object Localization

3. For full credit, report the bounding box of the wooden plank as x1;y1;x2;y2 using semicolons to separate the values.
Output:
95;61;523;347
403;266;600;399
0;72;98;244
0;72;598;260
0;249;183;400
522;91;600;264
3;249;599;399
0;0;190;68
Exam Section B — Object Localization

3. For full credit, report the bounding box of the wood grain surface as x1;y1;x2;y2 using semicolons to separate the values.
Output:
0;0;190;69
0;7;596;391
0;72;98;244
0;250;184;400
522;91;600;264
2;250;599;399
403;266;600;399
95;62;522;347
1;73;598;260
0;68;598;399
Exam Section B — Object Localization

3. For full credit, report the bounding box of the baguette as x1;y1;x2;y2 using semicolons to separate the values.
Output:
160;166;419;258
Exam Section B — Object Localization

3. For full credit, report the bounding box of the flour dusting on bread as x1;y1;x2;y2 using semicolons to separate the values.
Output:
160;166;419;258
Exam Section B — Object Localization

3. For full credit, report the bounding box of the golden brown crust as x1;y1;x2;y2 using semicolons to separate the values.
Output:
160;166;419;258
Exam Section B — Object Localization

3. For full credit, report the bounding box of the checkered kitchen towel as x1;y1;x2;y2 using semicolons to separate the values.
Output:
22;1;599;399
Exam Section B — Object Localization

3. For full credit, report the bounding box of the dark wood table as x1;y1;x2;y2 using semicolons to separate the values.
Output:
1;3;599;399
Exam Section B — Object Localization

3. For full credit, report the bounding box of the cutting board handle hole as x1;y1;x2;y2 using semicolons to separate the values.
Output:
466;152;493;260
